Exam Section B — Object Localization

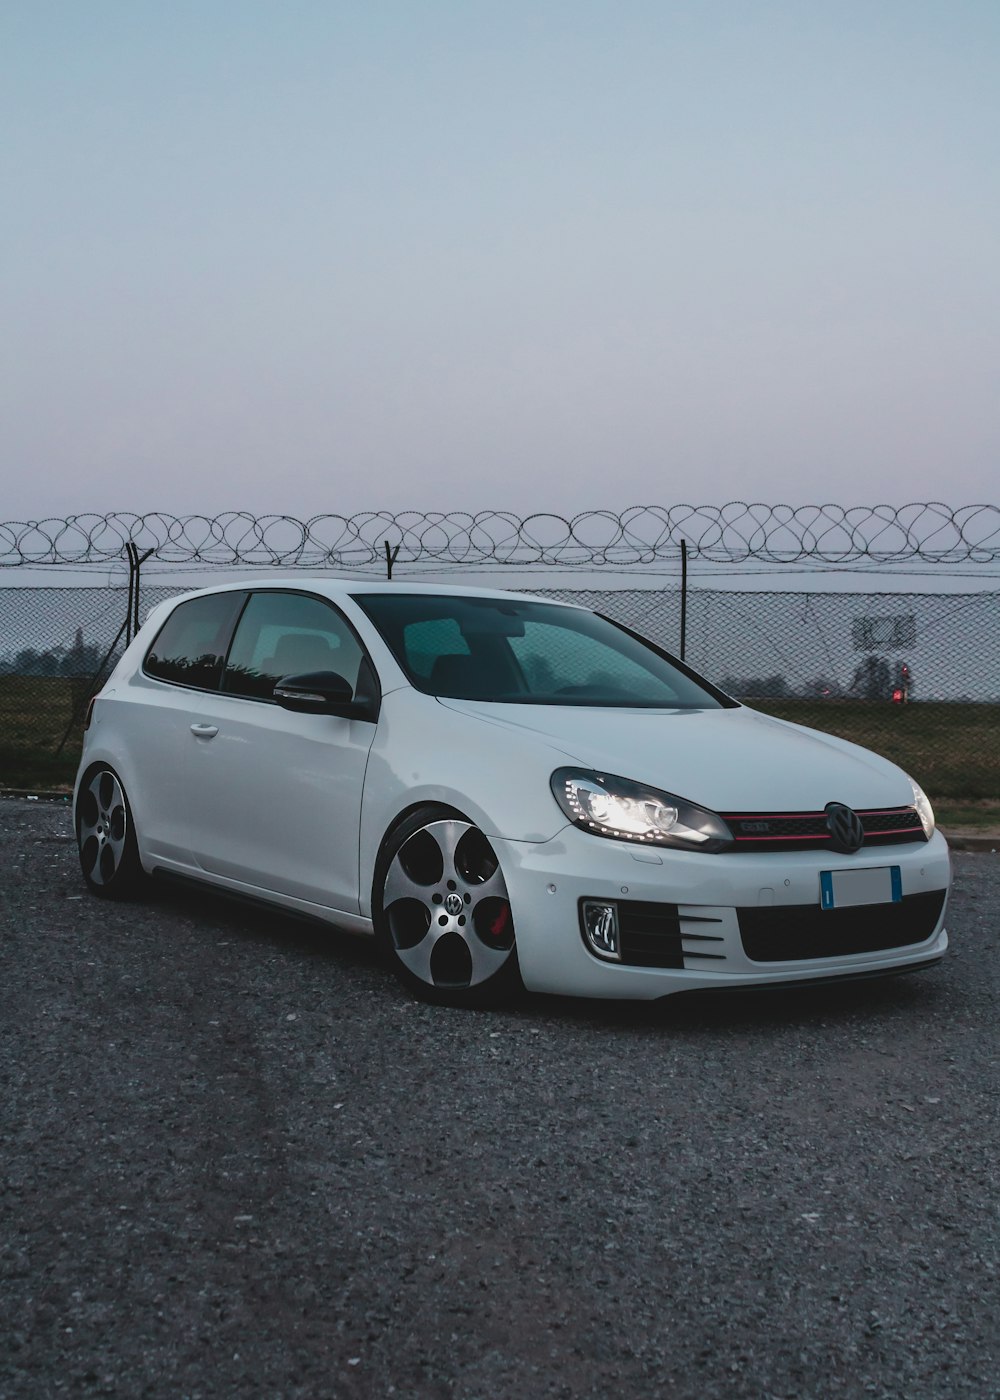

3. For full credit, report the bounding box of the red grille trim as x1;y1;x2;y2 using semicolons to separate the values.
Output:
720;806;927;852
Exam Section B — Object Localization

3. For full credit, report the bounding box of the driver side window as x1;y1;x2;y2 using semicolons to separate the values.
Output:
223;592;365;701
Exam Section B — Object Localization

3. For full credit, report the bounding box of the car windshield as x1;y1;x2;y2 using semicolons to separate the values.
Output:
354;594;729;708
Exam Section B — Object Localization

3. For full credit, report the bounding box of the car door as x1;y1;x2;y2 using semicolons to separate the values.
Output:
182;589;378;913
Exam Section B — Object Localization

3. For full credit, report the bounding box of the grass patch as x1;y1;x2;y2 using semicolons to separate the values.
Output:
929;799;1000;831
747;699;1000;801
0;744;79;791
0;676;86;790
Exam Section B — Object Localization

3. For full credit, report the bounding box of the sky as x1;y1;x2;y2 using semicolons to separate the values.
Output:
2;0;998;522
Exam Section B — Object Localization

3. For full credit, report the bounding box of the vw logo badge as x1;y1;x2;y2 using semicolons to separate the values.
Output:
825;802;865;854
445;893;464;916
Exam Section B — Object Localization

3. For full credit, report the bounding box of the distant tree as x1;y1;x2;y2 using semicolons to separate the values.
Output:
17;647;59;676
0;637;106;677
59;640;103;676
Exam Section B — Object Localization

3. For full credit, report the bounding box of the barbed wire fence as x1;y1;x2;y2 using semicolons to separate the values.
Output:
1;505;999;800
3;503;1000;569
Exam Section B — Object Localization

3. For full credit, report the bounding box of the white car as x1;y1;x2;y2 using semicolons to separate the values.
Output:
74;580;950;1006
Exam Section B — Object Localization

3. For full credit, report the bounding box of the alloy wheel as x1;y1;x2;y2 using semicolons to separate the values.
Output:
381;819;515;990
77;769;131;888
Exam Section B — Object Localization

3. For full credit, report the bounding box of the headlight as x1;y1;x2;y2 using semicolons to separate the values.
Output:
551;768;732;852
909;777;936;840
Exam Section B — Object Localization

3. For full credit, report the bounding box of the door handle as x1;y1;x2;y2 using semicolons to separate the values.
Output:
190;723;219;739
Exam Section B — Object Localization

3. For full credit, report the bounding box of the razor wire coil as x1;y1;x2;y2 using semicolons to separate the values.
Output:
2;504;1000;568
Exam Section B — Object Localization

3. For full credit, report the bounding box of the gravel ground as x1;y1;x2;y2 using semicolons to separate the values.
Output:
1;797;997;1400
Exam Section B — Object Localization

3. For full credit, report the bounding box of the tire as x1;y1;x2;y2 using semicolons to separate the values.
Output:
373;806;522;1007
76;765;145;899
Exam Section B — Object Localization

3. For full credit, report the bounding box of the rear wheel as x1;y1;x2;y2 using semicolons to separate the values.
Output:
76;766;145;899
373;807;521;1007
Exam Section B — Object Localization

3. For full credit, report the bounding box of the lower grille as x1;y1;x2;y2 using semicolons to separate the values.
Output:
616;900;685;968
738;890;946;962
608;901;725;969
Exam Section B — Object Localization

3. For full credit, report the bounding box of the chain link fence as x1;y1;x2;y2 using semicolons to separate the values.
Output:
0;584;175;788
2;578;998;800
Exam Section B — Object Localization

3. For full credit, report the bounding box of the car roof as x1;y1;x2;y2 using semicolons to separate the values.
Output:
161;577;584;609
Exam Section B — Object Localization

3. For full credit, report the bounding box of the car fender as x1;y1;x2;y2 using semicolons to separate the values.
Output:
358;689;575;916
73;707;158;871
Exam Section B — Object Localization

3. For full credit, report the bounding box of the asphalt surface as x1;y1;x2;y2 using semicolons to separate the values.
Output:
1;798;997;1400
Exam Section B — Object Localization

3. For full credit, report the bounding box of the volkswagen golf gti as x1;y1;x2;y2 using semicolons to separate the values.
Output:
75;580;950;1005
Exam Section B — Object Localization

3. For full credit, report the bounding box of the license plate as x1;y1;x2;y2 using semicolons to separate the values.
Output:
820;866;902;910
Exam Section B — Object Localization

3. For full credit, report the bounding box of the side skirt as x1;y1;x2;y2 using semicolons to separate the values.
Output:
149;867;376;937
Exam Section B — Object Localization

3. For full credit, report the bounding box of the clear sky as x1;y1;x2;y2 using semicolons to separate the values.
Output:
2;0;997;520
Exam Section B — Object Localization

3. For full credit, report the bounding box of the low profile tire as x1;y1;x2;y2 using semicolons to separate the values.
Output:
373;806;522;1007
76;766;145;899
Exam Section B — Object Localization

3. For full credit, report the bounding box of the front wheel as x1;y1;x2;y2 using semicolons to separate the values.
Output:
76;766;145;899
373;807;522;1007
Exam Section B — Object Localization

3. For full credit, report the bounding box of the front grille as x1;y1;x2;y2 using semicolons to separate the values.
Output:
738;890;946;962
721;806;927;852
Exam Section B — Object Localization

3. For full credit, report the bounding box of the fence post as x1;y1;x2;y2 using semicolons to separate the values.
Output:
125;543;137;645
126;543;154;640
680;538;688;661
55;542;153;756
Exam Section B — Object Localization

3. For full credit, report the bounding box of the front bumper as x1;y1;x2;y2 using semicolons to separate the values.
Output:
495;826;950;999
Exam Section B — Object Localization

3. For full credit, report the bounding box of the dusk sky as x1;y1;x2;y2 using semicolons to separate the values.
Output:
2;1;998;521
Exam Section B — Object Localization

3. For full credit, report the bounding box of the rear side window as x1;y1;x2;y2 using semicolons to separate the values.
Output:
222;591;365;700
144;592;245;690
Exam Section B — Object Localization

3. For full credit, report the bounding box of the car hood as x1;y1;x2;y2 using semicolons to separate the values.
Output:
435;699;914;812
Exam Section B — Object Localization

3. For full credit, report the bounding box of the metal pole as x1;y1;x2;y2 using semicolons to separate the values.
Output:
125;543;137;645
56;544;154;756
680;538;688;661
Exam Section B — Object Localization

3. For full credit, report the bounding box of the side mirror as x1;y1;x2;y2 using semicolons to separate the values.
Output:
273;670;361;718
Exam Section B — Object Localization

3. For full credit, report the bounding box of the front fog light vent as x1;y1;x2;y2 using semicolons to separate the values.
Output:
581;900;621;961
